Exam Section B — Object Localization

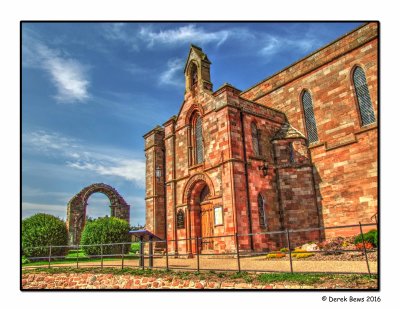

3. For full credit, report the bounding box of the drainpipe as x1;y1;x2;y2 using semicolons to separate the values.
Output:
162;148;167;250
272;140;286;248
239;109;254;251
272;141;285;230
308;147;323;242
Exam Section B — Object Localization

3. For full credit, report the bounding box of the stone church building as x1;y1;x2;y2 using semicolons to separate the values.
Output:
144;22;378;254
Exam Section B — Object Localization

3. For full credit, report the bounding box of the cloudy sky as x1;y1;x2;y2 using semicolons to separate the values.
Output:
22;21;363;226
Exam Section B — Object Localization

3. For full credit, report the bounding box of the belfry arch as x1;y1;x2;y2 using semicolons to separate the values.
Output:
66;183;130;245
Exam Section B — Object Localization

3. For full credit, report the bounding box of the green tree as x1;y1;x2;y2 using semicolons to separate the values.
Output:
80;217;131;256
22;213;68;258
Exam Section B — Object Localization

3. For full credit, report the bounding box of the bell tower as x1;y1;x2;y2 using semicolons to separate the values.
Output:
184;44;213;94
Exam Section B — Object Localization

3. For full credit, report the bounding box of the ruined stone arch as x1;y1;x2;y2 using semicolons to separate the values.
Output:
66;183;130;245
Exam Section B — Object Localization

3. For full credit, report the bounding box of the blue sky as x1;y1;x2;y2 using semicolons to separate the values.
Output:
22;21;363;226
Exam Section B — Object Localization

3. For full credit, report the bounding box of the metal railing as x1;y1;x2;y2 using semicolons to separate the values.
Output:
22;222;378;276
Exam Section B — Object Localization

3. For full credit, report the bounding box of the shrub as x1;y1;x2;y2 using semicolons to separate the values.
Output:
354;229;377;247
292;252;314;259
356;242;374;251
130;242;141;253
22;213;68;258
266;252;286;259
80;217;131;256
280;247;289;253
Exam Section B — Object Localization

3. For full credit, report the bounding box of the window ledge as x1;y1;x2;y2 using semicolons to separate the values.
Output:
355;123;377;135
308;141;325;149
189;163;204;170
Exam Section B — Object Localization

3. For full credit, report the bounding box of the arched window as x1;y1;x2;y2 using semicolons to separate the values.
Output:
194;116;204;164
258;193;266;228
176;209;185;229
353;66;375;126
301;91;319;144
251;122;261;156
190;63;198;90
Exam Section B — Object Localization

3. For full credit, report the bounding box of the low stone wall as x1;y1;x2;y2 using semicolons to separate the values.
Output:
21;272;316;290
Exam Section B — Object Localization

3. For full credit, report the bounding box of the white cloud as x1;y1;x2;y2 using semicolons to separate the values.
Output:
23;31;90;103
139;24;231;47
159;58;184;87
259;33;321;57
22;186;72;202
67;159;145;184
23;130;145;186
102;23;139;51
22;202;66;219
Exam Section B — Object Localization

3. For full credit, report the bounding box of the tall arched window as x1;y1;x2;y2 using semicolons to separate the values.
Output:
194;116;204;164
258;193;266;228
190;63;198;90
301;91;319;144
251;122;261;156
353;66;375;126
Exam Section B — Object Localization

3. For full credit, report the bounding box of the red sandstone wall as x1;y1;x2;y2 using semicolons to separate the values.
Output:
241;23;378;235
21;272;317;289
144;129;166;241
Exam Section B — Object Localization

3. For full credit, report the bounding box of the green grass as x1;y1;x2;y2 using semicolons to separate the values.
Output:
23;249;139;267
256;273;377;285
257;273;322;284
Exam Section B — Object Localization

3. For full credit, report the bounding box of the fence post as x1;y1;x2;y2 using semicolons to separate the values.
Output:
76;244;79;269
121;243;125;270
235;233;241;273
359;222;371;277
165;240;169;271
286;229;293;274
149;237;153;269
196;237;200;272
139;237;144;270
48;245;52;269
100;243;104;270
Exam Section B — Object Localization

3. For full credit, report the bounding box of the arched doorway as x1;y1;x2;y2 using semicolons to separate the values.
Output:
199;185;213;251
187;181;214;253
66;183;130;245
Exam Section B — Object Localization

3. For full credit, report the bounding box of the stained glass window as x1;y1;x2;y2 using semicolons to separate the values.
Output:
251;122;261;156
195;116;204;164
302;91;319;144
353;67;375;126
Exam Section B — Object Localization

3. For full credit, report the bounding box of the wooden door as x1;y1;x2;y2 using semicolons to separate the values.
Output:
201;203;214;251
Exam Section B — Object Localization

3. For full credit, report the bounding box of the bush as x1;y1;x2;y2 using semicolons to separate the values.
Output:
354;229;377;247
22;213;68;258
356;242;374;251
266;252;286;259
80;217;131;256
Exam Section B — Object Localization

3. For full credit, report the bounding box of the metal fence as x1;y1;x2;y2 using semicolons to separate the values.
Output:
22;222;378;276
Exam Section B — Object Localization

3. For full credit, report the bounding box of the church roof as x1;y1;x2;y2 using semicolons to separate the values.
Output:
272;123;306;140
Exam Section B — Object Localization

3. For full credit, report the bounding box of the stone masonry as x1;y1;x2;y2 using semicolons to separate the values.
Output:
144;23;378;254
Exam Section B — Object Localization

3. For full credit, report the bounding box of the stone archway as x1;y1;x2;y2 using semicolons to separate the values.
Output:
66;183;130;245
185;178;214;253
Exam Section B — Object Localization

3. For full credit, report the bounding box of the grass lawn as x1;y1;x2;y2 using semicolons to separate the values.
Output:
23;244;141;267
